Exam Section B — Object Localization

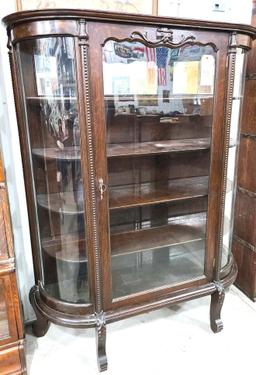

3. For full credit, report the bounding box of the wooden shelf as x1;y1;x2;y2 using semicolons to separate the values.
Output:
36;176;208;214
26;96;77;101
37;191;84;214
32;138;210;161
159;114;211;123
41;213;205;262
107;138;210;158
109;176;208;210
111;212;206;257
33;146;80;160
112;113;211;121
105;94;213;101
42;233;87;263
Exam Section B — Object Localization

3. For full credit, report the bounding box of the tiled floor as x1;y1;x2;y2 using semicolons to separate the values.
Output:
26;286;256;375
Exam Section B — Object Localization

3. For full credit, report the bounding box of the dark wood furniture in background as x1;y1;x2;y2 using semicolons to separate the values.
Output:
233;1;256;301
3;9;255;371
0;150;26;374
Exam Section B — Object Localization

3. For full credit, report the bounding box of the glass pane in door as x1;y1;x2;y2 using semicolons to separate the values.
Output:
0;279;9;339
18;37;89;304
103;39;216;298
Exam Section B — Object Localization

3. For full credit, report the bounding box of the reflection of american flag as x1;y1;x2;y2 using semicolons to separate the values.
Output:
158;68;166;86
156;48;168;86
145;47;168;86
145;47;156;62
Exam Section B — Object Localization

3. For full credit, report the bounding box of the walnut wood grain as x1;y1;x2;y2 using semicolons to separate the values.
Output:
3;9;256;38
109;176;208;209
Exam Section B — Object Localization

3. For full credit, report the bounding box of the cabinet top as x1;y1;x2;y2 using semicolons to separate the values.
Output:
2;9;256;38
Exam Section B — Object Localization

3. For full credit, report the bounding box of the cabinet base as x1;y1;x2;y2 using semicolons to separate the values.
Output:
210;281;225;333
29;262;237;371
29;286;50;337
96;325;108;372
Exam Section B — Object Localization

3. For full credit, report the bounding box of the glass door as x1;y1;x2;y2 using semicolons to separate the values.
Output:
17;37;90;304
102;39;216;299
0;275;18;346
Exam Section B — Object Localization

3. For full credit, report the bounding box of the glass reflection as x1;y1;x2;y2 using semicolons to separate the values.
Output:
221;49;246;268
103;40;216;298
18;37;89;304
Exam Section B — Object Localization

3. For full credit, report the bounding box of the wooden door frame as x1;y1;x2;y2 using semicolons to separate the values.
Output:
87;21;229;311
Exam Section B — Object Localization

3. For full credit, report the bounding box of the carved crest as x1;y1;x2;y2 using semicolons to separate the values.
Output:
128;28;218;51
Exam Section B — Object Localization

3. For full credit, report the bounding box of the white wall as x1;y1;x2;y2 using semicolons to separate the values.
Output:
0;1;253;322
158;0;252;23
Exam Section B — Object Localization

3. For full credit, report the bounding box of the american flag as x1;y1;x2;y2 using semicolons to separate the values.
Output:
145;47;168;86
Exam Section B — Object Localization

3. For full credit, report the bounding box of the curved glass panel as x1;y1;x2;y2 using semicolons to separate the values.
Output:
103;40;216;298
17;37;90;304
221;49;246;268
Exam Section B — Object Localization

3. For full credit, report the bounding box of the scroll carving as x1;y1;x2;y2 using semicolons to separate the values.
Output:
131;29;218;51
131;29;198;48
105;27;218;51
210;281;225;333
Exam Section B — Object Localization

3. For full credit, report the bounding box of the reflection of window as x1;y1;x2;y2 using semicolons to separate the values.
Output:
103;41;215;97
34;55;58;96
103;59;158;96
34;37;75;97
173;55;215;95
173;61;200;95
112;76;130;95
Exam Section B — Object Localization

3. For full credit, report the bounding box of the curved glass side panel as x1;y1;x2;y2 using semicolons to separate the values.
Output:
221;48;246;268
17;37;90;304
103;40;216;299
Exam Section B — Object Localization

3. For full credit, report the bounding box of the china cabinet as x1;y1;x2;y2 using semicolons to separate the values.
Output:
3;9;256;371
0;149;26;374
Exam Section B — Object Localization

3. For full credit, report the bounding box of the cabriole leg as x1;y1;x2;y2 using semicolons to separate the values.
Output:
95;312;108;372
210;281;225;333
29;286;50;337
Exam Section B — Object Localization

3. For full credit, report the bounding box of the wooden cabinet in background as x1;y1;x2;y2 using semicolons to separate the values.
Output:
3;9;256;371
0;151;26;374
232;2;256;302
